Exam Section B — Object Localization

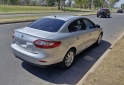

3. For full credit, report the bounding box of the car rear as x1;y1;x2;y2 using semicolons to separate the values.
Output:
117;9;123;13
11;18;67;66
97;9;110;18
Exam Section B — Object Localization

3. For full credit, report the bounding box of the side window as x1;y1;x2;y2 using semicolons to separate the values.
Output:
68;19;86;32
83;19;95;29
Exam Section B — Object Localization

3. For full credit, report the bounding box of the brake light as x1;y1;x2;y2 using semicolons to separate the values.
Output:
12;31;14;39
104;11;106;14
34;39;61;49
39;60;47;63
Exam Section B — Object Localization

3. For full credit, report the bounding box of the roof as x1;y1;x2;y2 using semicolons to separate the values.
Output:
43;15;82;21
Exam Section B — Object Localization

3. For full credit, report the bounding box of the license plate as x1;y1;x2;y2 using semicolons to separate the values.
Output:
15;38;37;53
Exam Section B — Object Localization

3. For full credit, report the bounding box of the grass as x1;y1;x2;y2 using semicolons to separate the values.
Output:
0;11;98;23
0;11;97;23
0;5;117;14
0;5;63;14
0;15;42;23
0;5;117;23
83;35;124;85
65;7;96;12
0;5;99;14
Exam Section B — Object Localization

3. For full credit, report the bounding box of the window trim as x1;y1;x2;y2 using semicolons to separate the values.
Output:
28;18;66;32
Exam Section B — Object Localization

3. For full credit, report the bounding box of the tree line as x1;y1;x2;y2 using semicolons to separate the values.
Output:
0;0;121;9
75;0;120;9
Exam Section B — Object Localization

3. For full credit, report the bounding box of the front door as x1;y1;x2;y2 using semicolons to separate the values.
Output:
83;18;100;47
68;19;90;52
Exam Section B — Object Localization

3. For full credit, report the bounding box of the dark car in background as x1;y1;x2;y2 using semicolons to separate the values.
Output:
97;8;111;18
117;9;123;13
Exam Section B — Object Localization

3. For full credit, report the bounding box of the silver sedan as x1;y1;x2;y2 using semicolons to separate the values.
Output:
11;15;103;69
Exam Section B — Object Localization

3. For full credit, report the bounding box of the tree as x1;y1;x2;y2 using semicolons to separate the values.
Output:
75;0;82;8
4;0;8;4
10;0;19;5
47;0;55;6
89;0;92;9
121;3;124;9
68;0;72;7
75;0;90;9
56;0;61;10
107;0;120;8
25;0;30;6
82;0;90;9
93;0;102;8
100;0;105;8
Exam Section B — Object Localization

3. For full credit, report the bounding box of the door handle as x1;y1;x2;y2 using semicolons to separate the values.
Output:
76;37;79;40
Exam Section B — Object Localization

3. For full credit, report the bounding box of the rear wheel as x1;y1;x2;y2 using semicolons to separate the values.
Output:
108;15;110;18
59;49;75;69
97;14;99;17
104;15;107;18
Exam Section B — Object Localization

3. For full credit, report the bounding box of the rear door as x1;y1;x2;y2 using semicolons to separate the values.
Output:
68;19;90;52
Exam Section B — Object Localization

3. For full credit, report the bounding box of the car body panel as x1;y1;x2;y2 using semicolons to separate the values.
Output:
11;15;103;66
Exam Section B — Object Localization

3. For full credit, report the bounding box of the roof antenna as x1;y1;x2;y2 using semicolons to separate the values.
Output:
51;8;56;18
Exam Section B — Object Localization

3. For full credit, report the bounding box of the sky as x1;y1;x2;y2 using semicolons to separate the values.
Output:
116;0;124;7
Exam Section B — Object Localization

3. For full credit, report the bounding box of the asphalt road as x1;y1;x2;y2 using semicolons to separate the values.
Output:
0;13;124;85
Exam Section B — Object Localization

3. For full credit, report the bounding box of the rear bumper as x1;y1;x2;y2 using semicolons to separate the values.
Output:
15;55;59;68
98;14;110;17
11;43;66;66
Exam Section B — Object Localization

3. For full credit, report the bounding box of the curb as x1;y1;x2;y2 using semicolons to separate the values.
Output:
0;20;35;25
76;28;124;85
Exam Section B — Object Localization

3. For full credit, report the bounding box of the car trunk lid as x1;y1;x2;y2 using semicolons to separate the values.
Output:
14;27;55;53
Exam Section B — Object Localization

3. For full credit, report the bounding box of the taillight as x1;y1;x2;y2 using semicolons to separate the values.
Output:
12;31;14;39
34;39;61;49
39;60;47;63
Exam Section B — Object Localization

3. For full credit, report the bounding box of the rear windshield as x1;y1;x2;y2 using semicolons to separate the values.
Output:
101;9;109;11
28;18;65;32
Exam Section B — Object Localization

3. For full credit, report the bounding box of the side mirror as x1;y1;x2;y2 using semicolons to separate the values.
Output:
96;24;100;28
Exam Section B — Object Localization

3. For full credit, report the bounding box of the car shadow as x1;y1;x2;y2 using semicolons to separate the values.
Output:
22;40;111;85
99;17;113;18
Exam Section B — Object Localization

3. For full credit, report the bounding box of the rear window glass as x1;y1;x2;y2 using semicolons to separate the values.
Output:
101;9;109;11
28;18;65;32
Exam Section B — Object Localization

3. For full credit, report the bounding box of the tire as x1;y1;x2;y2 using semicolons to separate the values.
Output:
95;33;103;45
97;14;99;17
104;15;107;18
59;49;75;69
108;15;110;18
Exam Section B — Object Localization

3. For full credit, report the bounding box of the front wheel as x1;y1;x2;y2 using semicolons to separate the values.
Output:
59;49;75;69
95;33;102;45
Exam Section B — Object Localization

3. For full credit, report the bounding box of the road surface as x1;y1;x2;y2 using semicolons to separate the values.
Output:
0;13;124;85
